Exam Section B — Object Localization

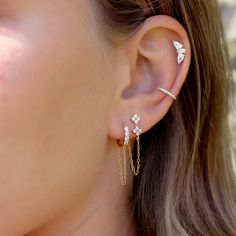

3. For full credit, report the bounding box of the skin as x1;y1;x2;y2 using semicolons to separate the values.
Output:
0;0;191;235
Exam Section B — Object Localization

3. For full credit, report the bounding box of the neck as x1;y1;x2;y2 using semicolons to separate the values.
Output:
26;139;136;236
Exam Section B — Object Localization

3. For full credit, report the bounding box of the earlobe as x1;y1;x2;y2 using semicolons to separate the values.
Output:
107;15;191;141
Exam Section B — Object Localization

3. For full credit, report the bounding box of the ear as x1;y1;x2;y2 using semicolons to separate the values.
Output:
107;15;191;140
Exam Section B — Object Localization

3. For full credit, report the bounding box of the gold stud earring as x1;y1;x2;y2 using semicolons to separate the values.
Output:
130;114;142;176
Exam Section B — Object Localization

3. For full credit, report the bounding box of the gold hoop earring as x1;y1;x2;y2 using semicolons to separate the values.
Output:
116;125;129;186
130;114;142;176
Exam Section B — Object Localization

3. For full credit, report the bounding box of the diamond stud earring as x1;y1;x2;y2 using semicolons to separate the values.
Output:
131;114;142;135
173;40;186;65
130;114;142;176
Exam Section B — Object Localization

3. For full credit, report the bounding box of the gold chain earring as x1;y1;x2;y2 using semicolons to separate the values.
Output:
116;125;129;186
130;114;142;176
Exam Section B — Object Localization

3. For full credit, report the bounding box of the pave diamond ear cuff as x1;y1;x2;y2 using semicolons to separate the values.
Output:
173;40;186;64
158;87;177;100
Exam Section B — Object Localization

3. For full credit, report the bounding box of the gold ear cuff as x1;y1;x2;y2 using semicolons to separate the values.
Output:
158;87;177;100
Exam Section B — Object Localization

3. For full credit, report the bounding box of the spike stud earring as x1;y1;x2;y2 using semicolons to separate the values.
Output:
173;40;186;64
129;114;142;176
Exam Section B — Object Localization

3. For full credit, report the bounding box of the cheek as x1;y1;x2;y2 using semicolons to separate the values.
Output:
0;26;110;235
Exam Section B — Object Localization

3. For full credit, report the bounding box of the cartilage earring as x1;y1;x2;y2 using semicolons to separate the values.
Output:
158;87;177;100
130;114;142;176
173;40;186;64
116;125;129;186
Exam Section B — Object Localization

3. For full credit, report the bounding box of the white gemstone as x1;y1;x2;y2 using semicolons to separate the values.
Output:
173;40;183;50
177;54;185;64
178;48;186;54
133;126;142;135
131;114;141;124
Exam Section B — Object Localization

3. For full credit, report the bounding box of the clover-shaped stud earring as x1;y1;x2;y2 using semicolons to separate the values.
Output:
131;114;142;135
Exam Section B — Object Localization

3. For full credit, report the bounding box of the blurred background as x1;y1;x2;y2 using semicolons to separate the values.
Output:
219;0;236;157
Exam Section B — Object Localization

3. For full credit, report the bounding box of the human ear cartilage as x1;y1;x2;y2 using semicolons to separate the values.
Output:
156;40;185;100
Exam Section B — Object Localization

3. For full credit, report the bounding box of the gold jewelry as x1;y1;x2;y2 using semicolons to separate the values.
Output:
158;87;177;100
116;125;129;186
130;114;142;176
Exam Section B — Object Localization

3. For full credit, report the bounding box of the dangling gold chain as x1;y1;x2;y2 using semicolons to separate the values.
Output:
128;135;141;176
117;144;127;185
